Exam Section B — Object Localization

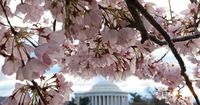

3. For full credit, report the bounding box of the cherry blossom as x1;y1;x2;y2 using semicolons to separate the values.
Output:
168;21;182;36
1;83;31;105
17;58;48;80
15;2;44;22
181;3;198;18
1;0;200;104
47;91;65;105
0;6;13;17
1;96;18;105
2;56;21;75
49;29;66;44
43;0;64;22
2;74;72;105
55;73;72;92
155;88;193;105
34;42;60;65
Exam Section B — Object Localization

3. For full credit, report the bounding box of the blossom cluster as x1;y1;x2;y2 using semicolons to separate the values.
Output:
156;87;193;105
1;73;72;105
0;0;200;104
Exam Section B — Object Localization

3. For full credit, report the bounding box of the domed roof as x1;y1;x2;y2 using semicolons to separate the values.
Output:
88;80;122;93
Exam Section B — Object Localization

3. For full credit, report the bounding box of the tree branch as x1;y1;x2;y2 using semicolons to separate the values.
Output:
0;0;17;35
31;80;47;105
154;50;170;63
190;0;197;3
149;33;200;46
168;0;173;21
125;0;148;43
125;0;200;104
53;19;56;31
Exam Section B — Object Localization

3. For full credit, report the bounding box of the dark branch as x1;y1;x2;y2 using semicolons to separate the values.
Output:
53;19;56;31
149;33;200;46
125;0;200;104
0;21;9;27
171;33;200;42
168;0;173;21
154;50;170;63
125;0;148;43
31;80;47;105
190;0;197;3
0;0;17;35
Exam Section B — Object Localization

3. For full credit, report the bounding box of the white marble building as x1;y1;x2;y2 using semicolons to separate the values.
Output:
74;81;128;105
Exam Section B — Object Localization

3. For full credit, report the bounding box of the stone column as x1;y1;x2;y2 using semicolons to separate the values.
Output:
122;96;124;105
89;96;91;105
111;95;114;105
91;96;94;105
98;96;102;105
120;96;122;105
122;96;125;105
77;97;80;105
125;96;128;105
95;95;97;105
106;95;109;105
114;95;116;105
103;95;105;105
117;96;120;105
116;96;118;105
115;96;118;105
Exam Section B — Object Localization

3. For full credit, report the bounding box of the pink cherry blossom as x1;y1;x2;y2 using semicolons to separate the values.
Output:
181;3;198;18
1;83;31;105
15;3;30;14
35;42;60;65
102;29;119;44
23;5;44;22
1;96;18;105
0;26;8;40
145;2;156;15
48;92;65;105
83;9;102;28
55;73;73;93
168;21;182;36
43;0;64;22
24;0;43;6
1;0;200;104
49;29;66;44
0;5;13;17
15;3;44;22
16;58;48;80
2;56;21;75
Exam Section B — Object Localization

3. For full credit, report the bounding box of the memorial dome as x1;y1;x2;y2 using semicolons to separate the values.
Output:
75;80;129;105
88;81;122;93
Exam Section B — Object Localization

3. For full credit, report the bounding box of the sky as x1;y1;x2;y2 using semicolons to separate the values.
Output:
0;0;197;100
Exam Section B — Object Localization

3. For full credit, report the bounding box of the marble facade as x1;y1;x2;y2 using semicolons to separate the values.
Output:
75;81;128;105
